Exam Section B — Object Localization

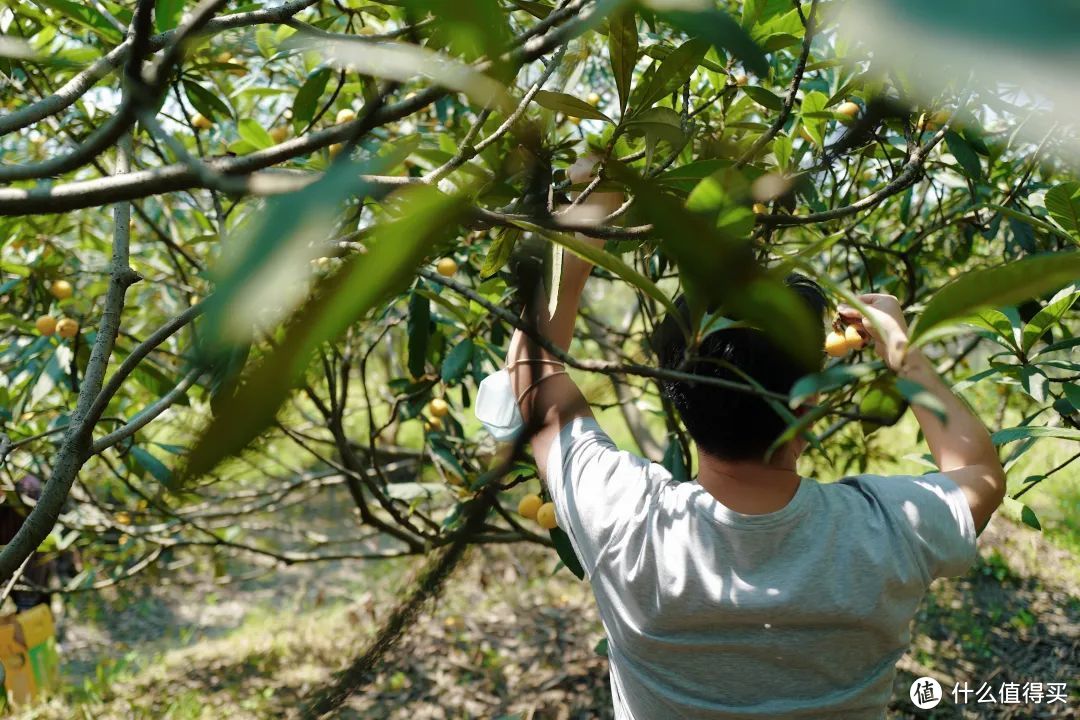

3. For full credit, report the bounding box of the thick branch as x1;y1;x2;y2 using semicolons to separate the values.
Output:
760;124;950;227
0;137;140;582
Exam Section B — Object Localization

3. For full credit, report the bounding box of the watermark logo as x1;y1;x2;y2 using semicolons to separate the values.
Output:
910;677;943;709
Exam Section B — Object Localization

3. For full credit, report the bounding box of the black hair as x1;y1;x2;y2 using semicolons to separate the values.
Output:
651;274;828;462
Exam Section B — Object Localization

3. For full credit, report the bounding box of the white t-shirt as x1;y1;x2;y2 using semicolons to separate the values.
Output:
546;417;977;719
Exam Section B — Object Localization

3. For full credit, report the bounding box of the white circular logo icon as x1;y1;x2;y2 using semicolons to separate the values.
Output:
910;677;943;709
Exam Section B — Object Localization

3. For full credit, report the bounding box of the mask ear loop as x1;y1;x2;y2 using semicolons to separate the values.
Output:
505;359;569;404
515;370;569;404
506;358;565;371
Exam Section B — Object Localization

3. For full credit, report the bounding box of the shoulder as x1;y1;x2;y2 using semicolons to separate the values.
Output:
548;417;671;482
832;472;977;580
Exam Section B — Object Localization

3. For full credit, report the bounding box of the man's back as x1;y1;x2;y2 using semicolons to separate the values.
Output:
548;417;976;719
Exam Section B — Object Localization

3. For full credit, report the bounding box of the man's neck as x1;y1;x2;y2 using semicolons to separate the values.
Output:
695;448;802;515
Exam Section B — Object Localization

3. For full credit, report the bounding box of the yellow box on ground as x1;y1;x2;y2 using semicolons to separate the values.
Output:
0;619;38;707
18;605;59;692
0;604;60;708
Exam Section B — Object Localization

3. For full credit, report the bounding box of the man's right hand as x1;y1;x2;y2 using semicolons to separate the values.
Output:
838;294;912;372
841;293;1005;533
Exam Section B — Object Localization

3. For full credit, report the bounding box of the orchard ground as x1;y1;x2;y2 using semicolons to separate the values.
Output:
13;410;1079;719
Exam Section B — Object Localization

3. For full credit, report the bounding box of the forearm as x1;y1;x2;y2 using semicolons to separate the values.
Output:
505;248;593;375
899;350;1000;472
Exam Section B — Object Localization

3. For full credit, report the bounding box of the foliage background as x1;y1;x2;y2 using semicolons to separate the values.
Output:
0;0;1078;715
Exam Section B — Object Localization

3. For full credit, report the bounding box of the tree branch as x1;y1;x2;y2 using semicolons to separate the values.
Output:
0;0;320;137
0;136;140;582
735;0;818;169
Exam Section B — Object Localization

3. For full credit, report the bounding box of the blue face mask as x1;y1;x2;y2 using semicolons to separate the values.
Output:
474;368;524;441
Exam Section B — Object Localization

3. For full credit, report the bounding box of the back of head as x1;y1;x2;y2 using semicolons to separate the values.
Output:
651;274;827;462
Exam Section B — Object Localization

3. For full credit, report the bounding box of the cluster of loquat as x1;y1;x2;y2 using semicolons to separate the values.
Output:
35;280;79;339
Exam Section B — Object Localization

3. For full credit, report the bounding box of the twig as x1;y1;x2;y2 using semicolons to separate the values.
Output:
735;0;818;169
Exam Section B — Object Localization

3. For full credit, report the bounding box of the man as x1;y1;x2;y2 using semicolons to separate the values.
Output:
477;159;1006;718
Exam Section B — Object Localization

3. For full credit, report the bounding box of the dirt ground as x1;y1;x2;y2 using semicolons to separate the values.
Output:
14;515;1080;719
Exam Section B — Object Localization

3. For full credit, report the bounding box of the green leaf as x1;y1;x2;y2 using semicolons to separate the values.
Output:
624;107;685;167
986;203;1075;244
402;0;510;64
945;130;982;182
790;362;881;408
36;0;124;43
533;90;613;122
1044;182;1080;237
312;35;511;112
594;637;609;656
966;308;1019;351
292;67;331;129
608;8;638;114
441;337;474;383
549;527;585;580
858;379;907;435
743;85;783;111
183;79;233;121
911;253;1080;340
799;91;827;146
523;226;680;322
481;227;519;278
1021;284;1078;353
661;8;769;77
634;37;709;112
131;446;173;485
609;163;821;369
407;290;430;379
184;184;468;481
237;118;274;150
661;438;689;482
1020;505;1041;531
991;425;1080;445
155;0;184;33
895;378;947;423
509;0;553;19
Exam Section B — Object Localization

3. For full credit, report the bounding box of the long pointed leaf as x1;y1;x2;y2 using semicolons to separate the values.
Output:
183;186;468;481
911;253;1080;340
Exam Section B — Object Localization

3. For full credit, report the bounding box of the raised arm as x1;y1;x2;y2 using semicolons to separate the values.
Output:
504;158;622;479
840;294;1007;533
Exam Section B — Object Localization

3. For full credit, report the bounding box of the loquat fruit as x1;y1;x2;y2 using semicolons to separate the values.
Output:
824;330;849;358
428;398;449;418
192;113;213;131
49;279;73;300
436;257;458;277
36;315;57;336
56;318;79;339
836;101;859;121
518;493;543;520
336;108;357;125
844;324;866;350
536;502;558;530
752;203;768;215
